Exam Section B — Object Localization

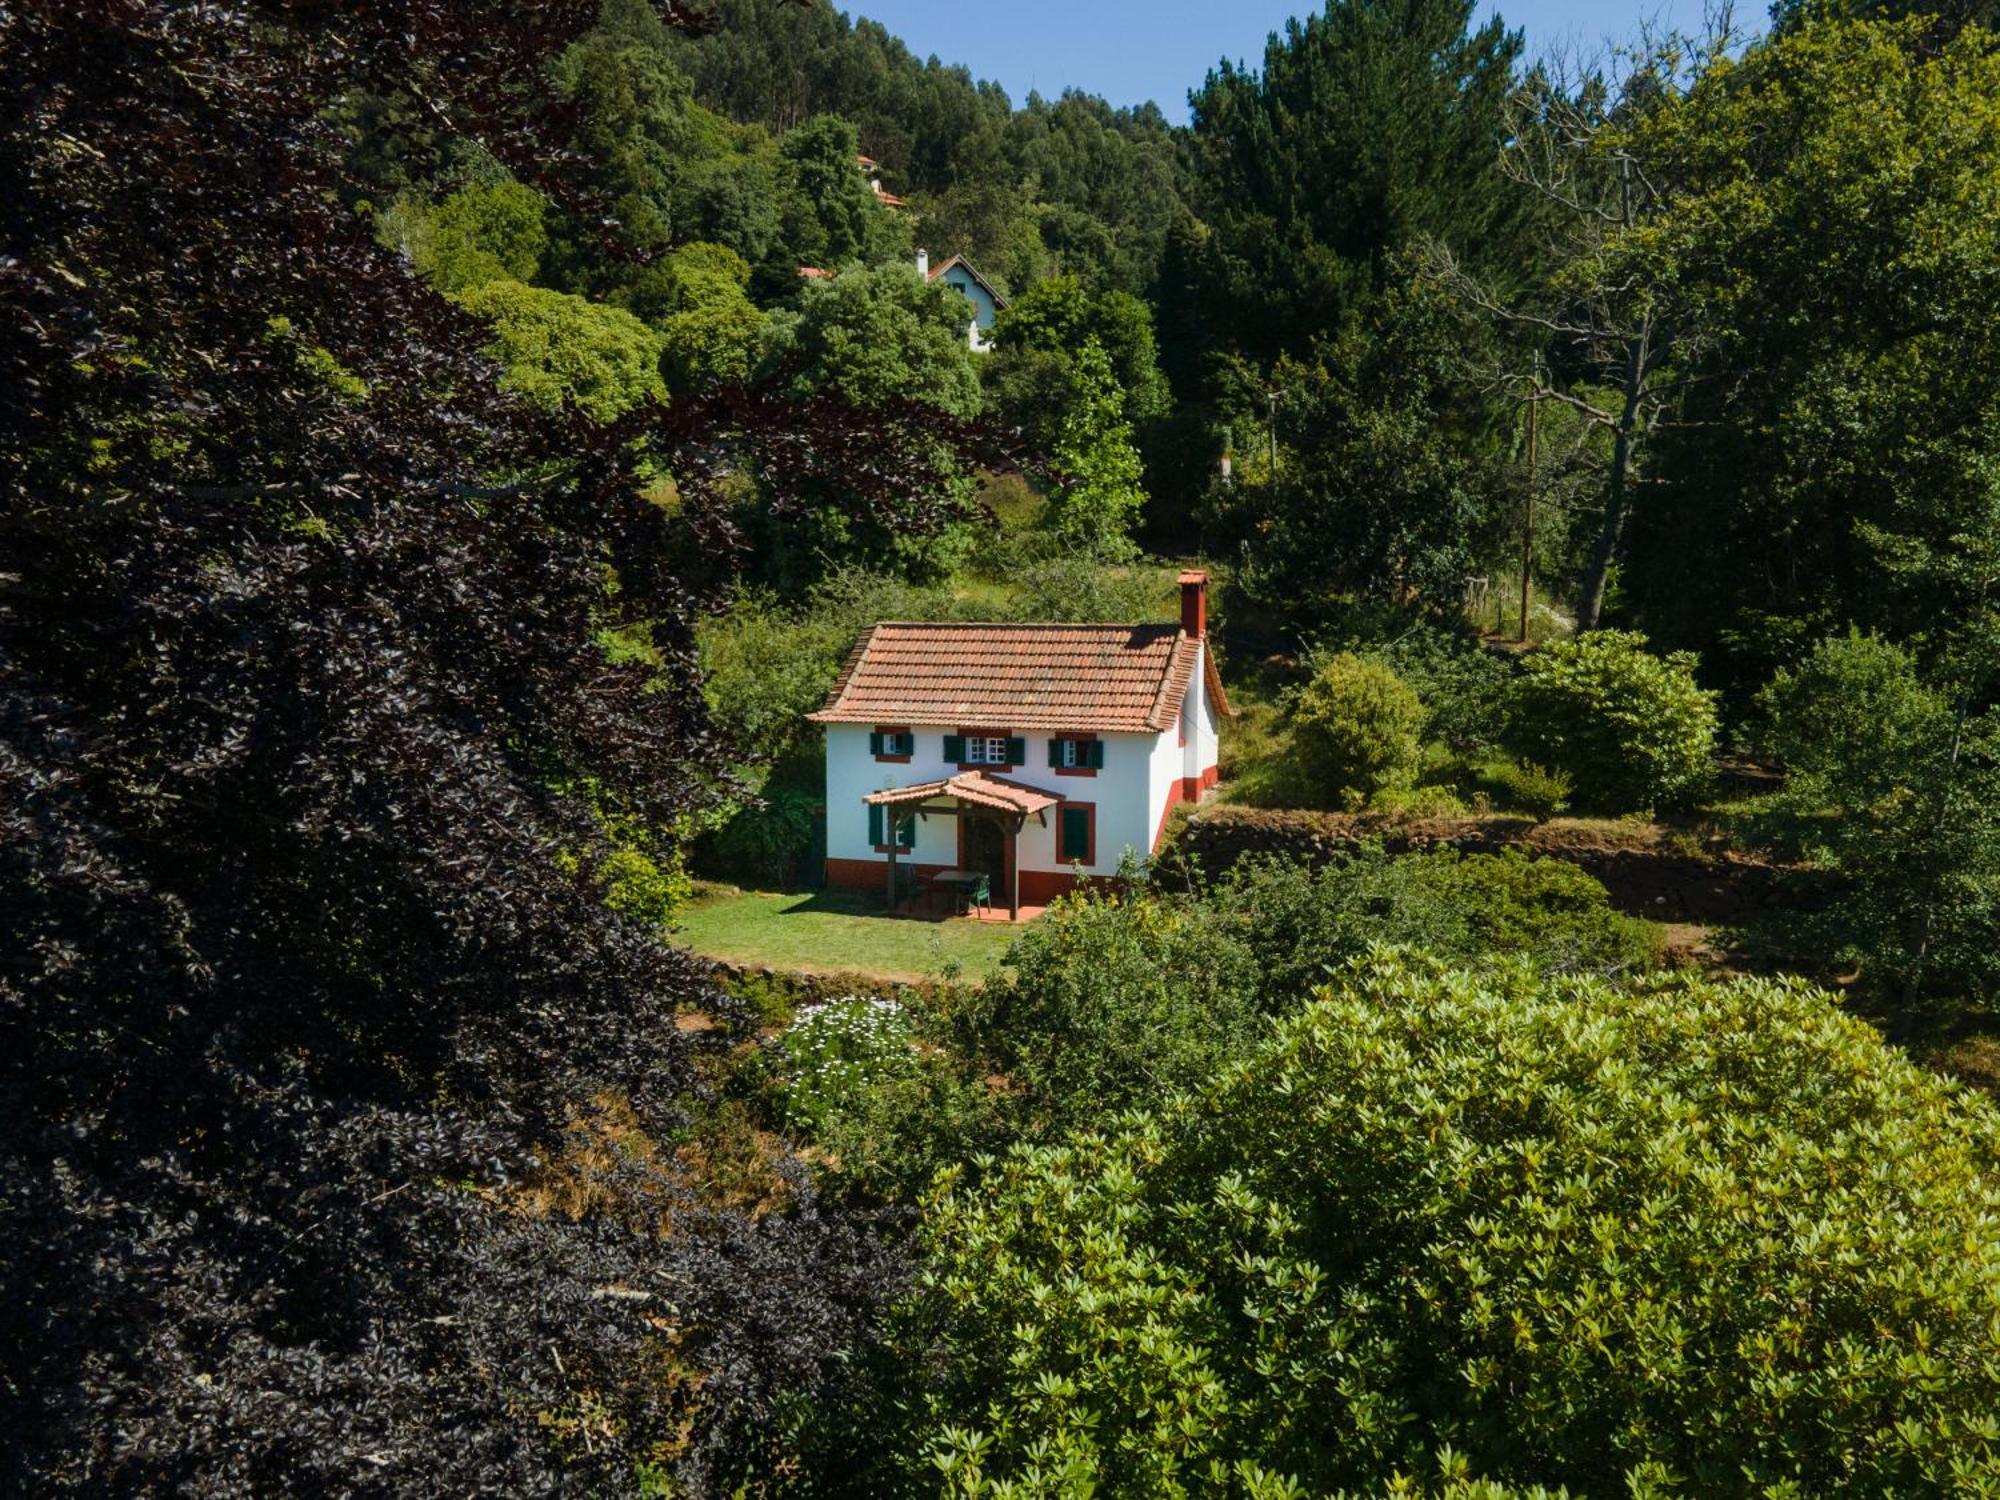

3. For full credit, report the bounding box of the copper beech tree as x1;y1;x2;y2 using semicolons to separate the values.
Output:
0;2;1013;1492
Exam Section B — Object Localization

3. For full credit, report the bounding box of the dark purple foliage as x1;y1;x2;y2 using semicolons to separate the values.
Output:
0;2;985;1491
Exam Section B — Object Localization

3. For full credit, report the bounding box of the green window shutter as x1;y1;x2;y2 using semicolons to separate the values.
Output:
1048;737;1062;768
1086;740;1105;770
943;734;966;763
1060;807;1090;863
868;732;884;756
1006;737;1026;765
895;732;913;756
868;804;884;846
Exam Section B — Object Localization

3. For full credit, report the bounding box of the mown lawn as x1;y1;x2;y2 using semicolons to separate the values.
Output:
675;885;1021;982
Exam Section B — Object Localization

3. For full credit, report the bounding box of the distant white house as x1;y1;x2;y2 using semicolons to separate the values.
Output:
919;248;1006;352
809;571;1232;919
857;154;907;209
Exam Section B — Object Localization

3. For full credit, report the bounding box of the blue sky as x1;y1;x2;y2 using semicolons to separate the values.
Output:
847;1;1712;120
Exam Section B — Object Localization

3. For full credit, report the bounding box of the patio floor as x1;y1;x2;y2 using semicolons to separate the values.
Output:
889;894;1049;925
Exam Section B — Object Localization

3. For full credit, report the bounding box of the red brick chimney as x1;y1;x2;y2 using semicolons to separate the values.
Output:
1178;569;1208;640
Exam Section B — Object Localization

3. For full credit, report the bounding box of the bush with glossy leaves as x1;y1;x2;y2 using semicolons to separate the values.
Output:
871;950;2000;1496
1508;631;1717;813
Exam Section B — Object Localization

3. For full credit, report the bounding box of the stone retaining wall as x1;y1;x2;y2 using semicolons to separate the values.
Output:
1160;805;1807;925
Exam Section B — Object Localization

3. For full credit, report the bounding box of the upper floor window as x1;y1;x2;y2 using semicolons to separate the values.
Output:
965;735;1011;765
1048;737;1105;771
869;729;914;760
946;733;1023;768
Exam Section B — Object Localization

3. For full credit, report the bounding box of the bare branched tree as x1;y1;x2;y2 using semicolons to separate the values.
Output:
1430;14;1739;630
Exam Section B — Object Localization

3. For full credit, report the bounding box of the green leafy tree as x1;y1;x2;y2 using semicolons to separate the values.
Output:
1238;274;1498;623
393;178;548;293
1612;18;2000;690
1772;0;1999;39
1040;339;1146;556
651;242;767;391
765;261;982;416
985;274;1170;449
780;113;900;268
550;20;699;254
1756;631;2000;1017
1178;0;1531;367
1508;630;1717;812
873;949;2000;1496
453;279;667;421
1004;91;1191;294
548;5;790;296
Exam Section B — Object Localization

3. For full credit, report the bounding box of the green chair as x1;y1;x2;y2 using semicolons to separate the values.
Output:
891;863;921;908
968;873;992;917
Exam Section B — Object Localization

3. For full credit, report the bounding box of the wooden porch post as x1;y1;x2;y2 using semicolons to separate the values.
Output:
884;822;897;909
1008;814;1020;921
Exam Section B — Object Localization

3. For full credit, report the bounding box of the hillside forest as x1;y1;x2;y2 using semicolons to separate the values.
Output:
8;0;2000;1493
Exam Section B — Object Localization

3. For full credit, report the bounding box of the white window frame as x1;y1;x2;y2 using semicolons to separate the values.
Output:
963;735;1010;766
1056;738;1085;768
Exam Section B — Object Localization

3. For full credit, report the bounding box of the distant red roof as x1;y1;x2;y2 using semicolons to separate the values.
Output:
856;154;880;169
808;621;1233;733
797;266;834;280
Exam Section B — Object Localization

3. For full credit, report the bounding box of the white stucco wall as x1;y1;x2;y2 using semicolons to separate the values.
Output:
1146;716;1185;859
1194;642;1222;773
824;722;1161;876
1155;641;1224;842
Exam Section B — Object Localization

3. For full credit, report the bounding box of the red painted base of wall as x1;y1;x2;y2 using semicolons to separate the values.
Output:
1019;868;1086;905
1151;764;1222;853
825;857;953;893
826;859;1115;909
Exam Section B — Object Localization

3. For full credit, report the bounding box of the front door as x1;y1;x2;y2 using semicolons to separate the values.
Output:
962;813;1007;894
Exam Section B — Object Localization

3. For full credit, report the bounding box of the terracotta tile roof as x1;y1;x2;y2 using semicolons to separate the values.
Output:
809;621;1233;733
864;771;1060;816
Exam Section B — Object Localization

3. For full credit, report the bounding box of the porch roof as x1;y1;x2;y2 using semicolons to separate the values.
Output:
863;771;1060;817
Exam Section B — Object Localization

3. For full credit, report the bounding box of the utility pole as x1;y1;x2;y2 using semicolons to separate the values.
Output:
1520;352;1539;644
1265;388;1280;477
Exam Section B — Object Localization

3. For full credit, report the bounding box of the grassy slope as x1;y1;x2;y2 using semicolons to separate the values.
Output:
676;885;1019;982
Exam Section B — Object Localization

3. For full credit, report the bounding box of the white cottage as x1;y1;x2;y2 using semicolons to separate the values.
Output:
809;571;1232;918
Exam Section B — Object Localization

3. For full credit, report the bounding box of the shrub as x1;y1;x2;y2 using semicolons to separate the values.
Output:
765;996;920;1135
698;774;821;890
880;950;2000;1496
1211;849;1656;1001
1365;782;1469;818
754;991;1007;1200
1357;619;1512;754
1508;630;1717;812
1487;758;1571;819
1752;633;2000;1019
1756;630;1949;789
1288;653;1427;808
965;888;1265;1136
